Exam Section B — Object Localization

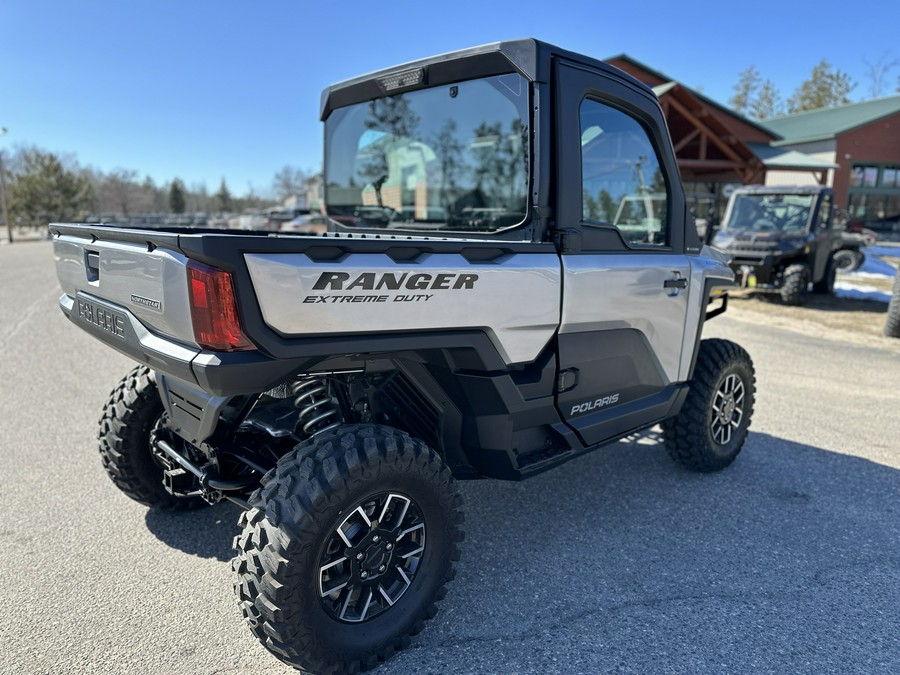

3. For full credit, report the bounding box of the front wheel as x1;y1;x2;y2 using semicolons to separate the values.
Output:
233;425;463;673
780;264;810;306
662;339;755;472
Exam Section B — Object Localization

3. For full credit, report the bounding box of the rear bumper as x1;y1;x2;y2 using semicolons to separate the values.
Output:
59;293;305;396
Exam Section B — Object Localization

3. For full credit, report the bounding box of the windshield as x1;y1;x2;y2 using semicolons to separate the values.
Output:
724;194;815;232
324;73;530;233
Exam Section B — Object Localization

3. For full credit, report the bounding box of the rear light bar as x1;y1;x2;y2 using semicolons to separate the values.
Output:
186;260;256;352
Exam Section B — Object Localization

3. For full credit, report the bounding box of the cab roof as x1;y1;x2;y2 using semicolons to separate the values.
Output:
320;38;651;120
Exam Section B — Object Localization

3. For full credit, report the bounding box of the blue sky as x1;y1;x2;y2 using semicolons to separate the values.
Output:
2;0;897;197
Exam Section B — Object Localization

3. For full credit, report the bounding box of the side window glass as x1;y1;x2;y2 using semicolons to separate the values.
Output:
580;98;669;246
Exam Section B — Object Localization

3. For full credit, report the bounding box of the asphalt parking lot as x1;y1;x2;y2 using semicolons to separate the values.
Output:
1;240;898;674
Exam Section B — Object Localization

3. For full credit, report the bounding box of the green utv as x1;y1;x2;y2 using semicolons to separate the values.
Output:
713;185;866;305
52;40;755;673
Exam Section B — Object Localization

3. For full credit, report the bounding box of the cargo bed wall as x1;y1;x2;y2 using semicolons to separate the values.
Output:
50;224;564;396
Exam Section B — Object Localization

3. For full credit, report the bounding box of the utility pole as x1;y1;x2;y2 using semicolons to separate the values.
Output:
0;128;11;244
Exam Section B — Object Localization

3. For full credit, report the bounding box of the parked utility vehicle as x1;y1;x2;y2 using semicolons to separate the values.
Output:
712;185;864;305
52;39;755;674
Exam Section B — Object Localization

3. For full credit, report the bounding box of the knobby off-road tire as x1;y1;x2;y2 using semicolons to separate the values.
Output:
812;256;836;294
662;339;755;472
885;271;900;338
833;248;864;272
98;365;206;510
233;424;463;674
780;264;810;306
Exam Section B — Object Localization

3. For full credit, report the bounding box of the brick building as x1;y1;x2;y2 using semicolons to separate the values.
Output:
764;97;900;232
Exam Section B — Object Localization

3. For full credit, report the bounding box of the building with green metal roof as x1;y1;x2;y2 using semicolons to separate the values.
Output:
763;96;900;232
765;96;900;146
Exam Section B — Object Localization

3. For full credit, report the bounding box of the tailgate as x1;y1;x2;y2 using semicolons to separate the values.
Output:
54;230;197;347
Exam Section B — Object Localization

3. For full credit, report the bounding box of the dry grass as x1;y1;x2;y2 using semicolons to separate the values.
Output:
726;285;900;350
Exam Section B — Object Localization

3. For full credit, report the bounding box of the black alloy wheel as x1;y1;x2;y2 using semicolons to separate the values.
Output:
662;339;755;472
318;491;427;623
709;373;746;446
233;424;463;674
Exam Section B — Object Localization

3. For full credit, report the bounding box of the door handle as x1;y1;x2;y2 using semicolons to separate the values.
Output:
663;278;687;289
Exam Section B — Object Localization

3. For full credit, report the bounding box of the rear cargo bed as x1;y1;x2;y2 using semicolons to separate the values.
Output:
50;223;561;396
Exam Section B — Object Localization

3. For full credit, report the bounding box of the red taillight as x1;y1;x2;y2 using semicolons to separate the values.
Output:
186;260;256;352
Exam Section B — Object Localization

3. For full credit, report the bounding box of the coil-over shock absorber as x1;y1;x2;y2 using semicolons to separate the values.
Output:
292;375;342;438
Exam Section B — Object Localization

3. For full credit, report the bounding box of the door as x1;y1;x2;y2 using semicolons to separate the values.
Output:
811;191;834;280
554;60;692;446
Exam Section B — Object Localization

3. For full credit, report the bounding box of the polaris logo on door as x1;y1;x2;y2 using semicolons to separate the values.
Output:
571;394;620;416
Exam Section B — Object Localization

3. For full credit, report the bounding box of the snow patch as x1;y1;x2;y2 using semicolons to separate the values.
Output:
857;248;898;277
833;281;892;303
865;245;900;259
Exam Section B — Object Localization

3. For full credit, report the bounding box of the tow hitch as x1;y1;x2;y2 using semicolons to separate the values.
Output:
152;435;256;508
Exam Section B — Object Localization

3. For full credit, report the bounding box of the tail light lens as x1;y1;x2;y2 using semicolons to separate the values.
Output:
186;260;256;352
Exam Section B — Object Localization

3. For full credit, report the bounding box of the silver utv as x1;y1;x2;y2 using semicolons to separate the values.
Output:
52;39;754;674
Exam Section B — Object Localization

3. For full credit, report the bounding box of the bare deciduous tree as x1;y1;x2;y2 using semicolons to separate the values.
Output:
272;165;308;201
863;53;899;99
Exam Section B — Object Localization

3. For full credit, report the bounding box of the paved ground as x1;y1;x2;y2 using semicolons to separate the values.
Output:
1;240;898;675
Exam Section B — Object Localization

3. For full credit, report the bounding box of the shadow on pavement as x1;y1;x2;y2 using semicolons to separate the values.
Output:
144;501;242;562
382;430;900;673
807;292;890;312
139;429;899;672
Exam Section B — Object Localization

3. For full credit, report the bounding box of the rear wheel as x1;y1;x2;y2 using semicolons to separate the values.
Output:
662;339;755;472
833;248;864;272
98;366;206;509
233;424;463;673
780;264;810;305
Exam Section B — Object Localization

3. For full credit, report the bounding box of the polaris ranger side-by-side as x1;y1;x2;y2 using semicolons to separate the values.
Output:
712;185;865;305
51;40;755;674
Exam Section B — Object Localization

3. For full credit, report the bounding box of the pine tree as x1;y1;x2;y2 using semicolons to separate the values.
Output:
215;178;233;212
788;60;856;112
8;149;93;228
751;80;785;120
729;66;761;115
168;178;186;214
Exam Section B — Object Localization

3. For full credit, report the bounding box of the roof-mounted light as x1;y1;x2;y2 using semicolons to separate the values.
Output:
376;67;425;93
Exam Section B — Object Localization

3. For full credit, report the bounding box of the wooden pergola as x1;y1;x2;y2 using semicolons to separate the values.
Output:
654;82;767;185
606;55;834;188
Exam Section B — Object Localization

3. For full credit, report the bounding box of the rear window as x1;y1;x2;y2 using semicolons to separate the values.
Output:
324;73;530;233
